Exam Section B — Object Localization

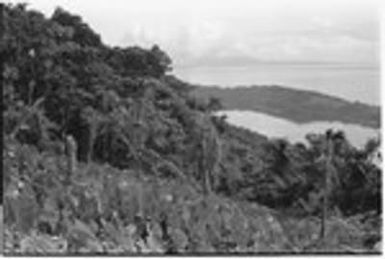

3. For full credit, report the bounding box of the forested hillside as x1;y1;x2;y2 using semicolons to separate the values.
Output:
194;86;380;128
2;4;382;254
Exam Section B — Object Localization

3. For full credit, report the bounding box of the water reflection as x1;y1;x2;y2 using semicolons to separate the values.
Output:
217;110;380;148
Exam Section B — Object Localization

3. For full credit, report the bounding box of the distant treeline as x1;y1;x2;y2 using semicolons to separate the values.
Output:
194;86;380;128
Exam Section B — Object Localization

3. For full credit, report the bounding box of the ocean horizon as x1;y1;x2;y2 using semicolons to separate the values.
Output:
175;64;380;106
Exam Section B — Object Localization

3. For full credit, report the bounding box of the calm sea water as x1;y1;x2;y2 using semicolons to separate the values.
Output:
175;65;380;146
175;65;380;105
217;110;380;148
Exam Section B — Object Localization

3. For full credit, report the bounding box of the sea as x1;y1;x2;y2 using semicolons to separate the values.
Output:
174;64;381;147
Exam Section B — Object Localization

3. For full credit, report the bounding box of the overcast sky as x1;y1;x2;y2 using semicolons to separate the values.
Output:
10;0;381;68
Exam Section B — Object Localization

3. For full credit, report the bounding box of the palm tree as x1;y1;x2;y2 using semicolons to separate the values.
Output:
305;130;348;241
319;129;346;240
265;138;306;189
320;130;332;240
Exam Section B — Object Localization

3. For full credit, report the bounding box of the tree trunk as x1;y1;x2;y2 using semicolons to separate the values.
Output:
320;137;333;240
65;135;77;184
87;123;96;163
320;188;327;240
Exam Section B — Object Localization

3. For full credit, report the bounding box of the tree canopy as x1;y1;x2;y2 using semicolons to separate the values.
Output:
2;3;381;254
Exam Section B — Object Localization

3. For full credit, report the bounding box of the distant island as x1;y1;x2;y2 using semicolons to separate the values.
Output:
194;85;380;129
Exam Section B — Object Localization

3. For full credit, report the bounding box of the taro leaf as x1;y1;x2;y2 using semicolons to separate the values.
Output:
4;182;39;234
20;233;67;254
38;197;60;233
146;232;165;253
67;219;103;253
102;220;136;252
169;227;188;252
147;222;165;252
374;242;381;253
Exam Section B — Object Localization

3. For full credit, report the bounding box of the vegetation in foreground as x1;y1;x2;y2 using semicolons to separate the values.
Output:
2;3;382;254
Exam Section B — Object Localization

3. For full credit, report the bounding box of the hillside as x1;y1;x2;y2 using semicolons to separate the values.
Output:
2;4;381;255
194;86;380;128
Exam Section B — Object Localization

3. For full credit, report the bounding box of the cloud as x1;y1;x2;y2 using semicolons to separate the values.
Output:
13;0;380;68
118;5;379;67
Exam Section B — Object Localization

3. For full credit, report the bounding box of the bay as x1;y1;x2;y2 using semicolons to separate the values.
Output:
217;110;380;148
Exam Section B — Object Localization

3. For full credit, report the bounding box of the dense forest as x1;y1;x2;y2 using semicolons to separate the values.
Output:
2;3;382;254
194;86;380;128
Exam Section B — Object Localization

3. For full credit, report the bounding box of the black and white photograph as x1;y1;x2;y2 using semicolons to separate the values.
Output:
2;0;382;255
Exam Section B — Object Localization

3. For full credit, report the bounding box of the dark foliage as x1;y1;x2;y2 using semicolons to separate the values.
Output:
2;3;381;254
194;86;380;128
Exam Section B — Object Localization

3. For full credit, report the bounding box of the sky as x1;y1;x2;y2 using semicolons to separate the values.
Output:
9;0;381;68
